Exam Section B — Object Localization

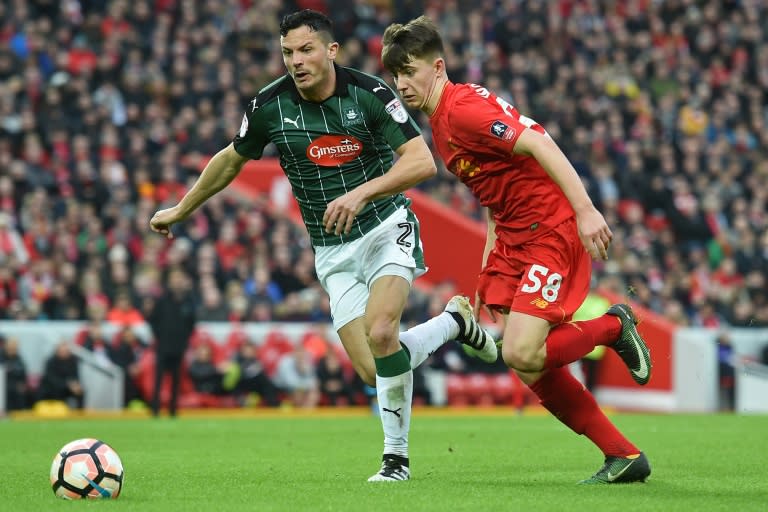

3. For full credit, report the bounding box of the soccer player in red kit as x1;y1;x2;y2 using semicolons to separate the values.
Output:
382;16;652;484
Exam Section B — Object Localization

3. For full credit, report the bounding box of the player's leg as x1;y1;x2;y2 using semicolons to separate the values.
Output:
362;273;413;482
540;306;652;385
375;206;496;367
491;222;649;483
151;356;165;416
168;356;182;417
512;361;649;483
540;223;652;382
500;309;651;482
337;318;376;386
400;294;498;367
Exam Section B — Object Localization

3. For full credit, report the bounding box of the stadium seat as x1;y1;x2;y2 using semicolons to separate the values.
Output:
223;328;250;360
489;372;516;405
445;373;469;406
465;373;494;406
258;330;295;378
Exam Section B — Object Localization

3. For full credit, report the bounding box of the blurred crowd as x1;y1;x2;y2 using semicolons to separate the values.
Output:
0;0;766;340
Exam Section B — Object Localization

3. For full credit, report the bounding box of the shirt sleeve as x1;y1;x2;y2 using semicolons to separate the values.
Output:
448;93;534;159
232;99;269;159
366;80;421;151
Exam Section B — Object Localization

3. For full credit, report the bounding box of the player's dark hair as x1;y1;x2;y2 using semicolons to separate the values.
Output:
280;9;334;42
382;16;444;74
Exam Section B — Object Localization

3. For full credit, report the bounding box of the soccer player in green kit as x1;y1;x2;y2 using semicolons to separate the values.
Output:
150;9;497;482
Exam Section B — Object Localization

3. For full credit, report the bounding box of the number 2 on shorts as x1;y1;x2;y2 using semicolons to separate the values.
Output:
396;222;413;248
520;264;562;302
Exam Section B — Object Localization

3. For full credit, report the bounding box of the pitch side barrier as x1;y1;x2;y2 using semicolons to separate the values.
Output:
2;320;766;412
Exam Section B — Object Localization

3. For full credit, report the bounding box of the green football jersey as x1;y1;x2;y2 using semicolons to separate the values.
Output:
233;64;422;246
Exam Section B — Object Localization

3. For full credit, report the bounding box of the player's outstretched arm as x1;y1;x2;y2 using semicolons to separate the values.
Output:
150;143;249;239
323;136;436;235
512;130;612;260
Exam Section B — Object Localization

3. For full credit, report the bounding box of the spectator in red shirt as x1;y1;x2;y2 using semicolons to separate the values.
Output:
106;289;145;328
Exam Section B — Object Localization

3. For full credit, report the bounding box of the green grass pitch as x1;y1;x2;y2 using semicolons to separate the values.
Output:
1;410;766;511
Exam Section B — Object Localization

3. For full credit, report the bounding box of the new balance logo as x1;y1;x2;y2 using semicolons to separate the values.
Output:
372;84;387;93
382;407;401;418
283;115;300;128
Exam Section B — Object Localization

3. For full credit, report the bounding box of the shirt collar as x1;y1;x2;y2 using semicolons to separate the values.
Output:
288;63;350;103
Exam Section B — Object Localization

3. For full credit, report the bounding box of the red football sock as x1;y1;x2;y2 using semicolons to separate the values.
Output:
529;367;639;457
544;315;622;369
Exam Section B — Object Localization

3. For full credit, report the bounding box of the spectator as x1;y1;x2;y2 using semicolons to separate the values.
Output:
144;268;196;417
77;320;111;366
316;347;356;406
0;0;766;331
1;337;30;411
0;212;28;266
105;288;144;327
37;341;83;409
716;332;736;411
108;326;144;407
187;344;228;396
232;342;280;407
273;344;319;409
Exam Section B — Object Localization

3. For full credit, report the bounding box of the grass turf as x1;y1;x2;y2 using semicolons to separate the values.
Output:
1;410;766;511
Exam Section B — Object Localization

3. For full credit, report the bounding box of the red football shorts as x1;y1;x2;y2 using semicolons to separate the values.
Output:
477;218;591;325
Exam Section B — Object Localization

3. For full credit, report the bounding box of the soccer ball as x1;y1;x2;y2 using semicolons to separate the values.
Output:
50;438;124;499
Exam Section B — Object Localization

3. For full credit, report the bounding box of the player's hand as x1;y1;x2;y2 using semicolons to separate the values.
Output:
323;190;368;235
150;206;184;239
575;205;613;261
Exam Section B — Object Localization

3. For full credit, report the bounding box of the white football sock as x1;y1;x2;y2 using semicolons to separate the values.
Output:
399;312;459;369
376;371;413;458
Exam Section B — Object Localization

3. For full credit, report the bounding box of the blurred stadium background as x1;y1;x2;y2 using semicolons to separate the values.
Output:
1;0;767;418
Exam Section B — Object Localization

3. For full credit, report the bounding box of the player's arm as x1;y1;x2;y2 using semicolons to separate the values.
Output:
512;129;612;260
150;144;249;238
480;207;497;270
365;136;436;200
473;207;499;320
322;136;436;235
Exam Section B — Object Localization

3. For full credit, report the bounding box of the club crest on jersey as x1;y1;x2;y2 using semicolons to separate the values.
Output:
238;113;249;137
385;99;409;124
490;120;515;141
452;157;481;178
306;134;363;166
342;106;364;127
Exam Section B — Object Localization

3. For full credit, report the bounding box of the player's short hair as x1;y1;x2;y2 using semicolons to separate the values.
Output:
280;9;335;43
382;16;444;75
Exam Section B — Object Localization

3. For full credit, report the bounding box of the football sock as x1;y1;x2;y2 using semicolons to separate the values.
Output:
399;312;458;369
530;367;639;457
374;349;413;458
544;315;622;369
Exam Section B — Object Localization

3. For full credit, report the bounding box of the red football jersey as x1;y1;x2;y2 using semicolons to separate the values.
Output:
430;82;575;246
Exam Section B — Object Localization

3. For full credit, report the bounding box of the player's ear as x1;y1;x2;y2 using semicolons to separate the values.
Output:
327;41;339;61
433;57;445;77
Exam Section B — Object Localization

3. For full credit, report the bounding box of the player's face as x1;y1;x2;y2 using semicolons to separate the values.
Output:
392;57;439;110
281;26;338;96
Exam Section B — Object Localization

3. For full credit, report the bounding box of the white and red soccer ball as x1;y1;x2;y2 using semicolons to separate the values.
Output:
50;438;124;499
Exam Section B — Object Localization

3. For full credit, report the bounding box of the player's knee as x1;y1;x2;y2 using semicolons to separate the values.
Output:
365;317;400;352
501;343;543;373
